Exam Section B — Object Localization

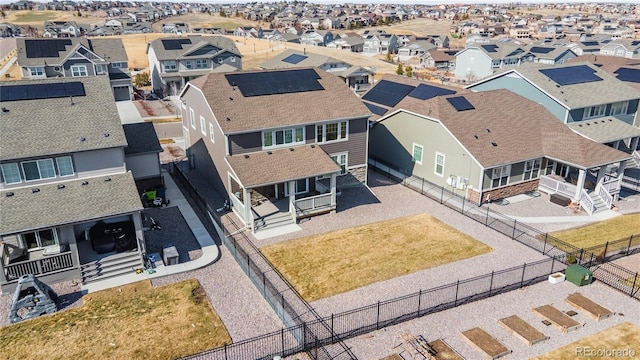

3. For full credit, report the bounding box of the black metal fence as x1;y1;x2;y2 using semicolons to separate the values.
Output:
174;160;640;360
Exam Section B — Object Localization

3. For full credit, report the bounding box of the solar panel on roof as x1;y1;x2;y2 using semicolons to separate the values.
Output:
24;39;72;58
581;41;599;46
407;83;456;100
446;96;475;111
481;44;498;53
225;69;323;97
161;39;192;50
282;53;308;64
614;67;640;83
361;80;415;108
364;102;388;116
529;46;554;54
539;65;602;86
0;82;86;102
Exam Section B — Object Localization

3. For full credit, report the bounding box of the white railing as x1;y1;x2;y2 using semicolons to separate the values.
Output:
598;183;614;210
4;252;74;282
580;189;595;215
632;150;640;166
538;175;576;198
229;193;245;220
294;193;334;215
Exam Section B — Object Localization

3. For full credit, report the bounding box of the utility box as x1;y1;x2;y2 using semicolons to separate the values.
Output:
162;244;179;266
566;264;593;287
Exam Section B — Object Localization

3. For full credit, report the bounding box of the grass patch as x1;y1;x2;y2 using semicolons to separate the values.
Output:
262;213;492;301
0;279;230;360
531;322;640;360
13;11;58;23
549;213;640;249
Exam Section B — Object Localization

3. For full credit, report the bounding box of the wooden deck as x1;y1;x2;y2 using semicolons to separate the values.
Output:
461;327;511;359
498;315;549;346
532;305;581;333
566;292;614;321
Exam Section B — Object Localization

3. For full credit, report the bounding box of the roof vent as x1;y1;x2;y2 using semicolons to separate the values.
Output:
104;177;111;182
5;192;14;197
80;137;86;142
229;97;233;101
82;180;89;185
32;188;40;193
310;144;315;148
474;135;478;139
486;129;491;133
491;142;498;147
1;107;8;113
103;133;110;138
244;154;249;159
289;148;294;151
267;151;272;155
58;184;65;189
226;117;231;121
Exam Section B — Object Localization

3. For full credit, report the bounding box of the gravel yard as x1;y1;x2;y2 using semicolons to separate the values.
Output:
143;207;202;263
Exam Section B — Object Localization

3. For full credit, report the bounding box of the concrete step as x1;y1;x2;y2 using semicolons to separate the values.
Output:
254;212;295;231
81;252;143;284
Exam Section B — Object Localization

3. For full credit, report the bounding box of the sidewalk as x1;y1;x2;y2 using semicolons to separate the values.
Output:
81;169;220;293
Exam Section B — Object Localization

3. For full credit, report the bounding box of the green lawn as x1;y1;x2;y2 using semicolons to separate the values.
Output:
0;279;230;360
262;214;492;302
549;213;640;249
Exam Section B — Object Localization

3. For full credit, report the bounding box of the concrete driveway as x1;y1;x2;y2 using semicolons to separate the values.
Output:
116;101;143;124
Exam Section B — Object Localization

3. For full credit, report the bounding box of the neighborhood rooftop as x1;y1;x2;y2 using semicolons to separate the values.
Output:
0;77;127;160
17;37;129;66
146;35;240;60
185;67;371;134
123;123;163;155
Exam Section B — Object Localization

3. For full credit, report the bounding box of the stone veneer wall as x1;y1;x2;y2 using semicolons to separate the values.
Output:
337;165;367;188
481;179;540;204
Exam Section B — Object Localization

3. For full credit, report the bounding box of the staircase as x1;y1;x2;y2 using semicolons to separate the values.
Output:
588;192;608;214
253;212;295;232
81;250;143;284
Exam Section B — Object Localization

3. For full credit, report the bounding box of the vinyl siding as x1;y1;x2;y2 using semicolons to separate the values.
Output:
75;147;126;178
125;153;161;180
319;118;368;166
229;132;262;155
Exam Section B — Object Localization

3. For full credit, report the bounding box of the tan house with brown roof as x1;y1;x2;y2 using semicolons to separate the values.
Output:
368;79;630;213
179;67;371;232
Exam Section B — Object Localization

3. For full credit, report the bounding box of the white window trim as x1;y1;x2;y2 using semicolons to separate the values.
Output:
200;116;207;136
583;104;606;119
262;127;305;149
434;152;445;177
412;143;423;165
523;159;540;181
490;165;511;188
316;121;348;144
20;228;59;251
95;64;107;75
190;108;196;129
185;60;192;69
111;62;125;68
29;67;45;78
284;178;309;196
209;123;215;143
1;163;22;184
331;152;348;176
71;65;88;77
21;159;56;182
196;59;207;69
164;60;177;71
55;156;74;177
610;101;628;116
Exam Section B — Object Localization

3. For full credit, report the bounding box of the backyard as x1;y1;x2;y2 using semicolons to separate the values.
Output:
261;213;492;302
0;279;230;360
549;213;640;249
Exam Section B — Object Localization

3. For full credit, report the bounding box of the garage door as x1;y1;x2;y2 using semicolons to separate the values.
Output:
113;86;130;101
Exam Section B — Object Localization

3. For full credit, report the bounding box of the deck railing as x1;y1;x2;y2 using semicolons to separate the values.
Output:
632;150;640;166
294;193;334;216
4;251;74;282
539;176;595;214
579;189;595;215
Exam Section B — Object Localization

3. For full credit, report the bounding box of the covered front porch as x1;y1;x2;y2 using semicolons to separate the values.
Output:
225;145;342;233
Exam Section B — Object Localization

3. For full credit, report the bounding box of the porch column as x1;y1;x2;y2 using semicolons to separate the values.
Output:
288;181;296;217
631;137;639;151
574;169;586;202
330;173;337;213
243;188;252;228
614;140;620;150
132;212;145;257
596;166;607;186
618;161;626;178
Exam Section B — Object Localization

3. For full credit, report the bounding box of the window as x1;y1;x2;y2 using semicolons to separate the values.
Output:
284;178;309;196
1;163;21;184
583;104;606;119
435;152;445;177
111;62;125;68
491;165;511;188
196;59;207;68
20;229;58;250
190;108;195;129
610;101;628;116
71;65;88;77
331;153;348;175
209;123;215;143
164;60;177;71
200;116;206;135
263;127;304;148
29;67;45;77
95;64;107;74
55;156;74;177
22;159;56;181
412;144;423;165
185;60;192;69
316;121;348;143
523;159;541;180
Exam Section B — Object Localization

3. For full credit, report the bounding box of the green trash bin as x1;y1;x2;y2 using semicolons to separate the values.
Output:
566;264;593;286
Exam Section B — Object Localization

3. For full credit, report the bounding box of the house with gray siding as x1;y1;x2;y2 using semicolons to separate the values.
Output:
454;40;526;81
16;38;132;101
366;76;630;214
467;62;640;154
0;77;146;292
123;122;163;192
146;35;242;96
179;67;371;232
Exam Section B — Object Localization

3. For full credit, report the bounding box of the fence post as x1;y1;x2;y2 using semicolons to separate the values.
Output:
281;327;285;356
331;314;334;343
224;344;227;360
520;263;527;288
632;273;638;298
420;177;424;194
376;301;381;330
512;219;517;240
543;233;548;255
417;289;422;316
461;195;465;214
550;255;555;274
263;272;266;295
627;235;634;255
440;186;444;204
281;294;284;320
579;248;584;263
302;322;307;350
489;271;494;296
603;242;609;260
454;280;459;306
485;207;490;226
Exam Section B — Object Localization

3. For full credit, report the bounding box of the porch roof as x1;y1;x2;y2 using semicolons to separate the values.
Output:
567;117;640;144
0;172;143;236
226;145;340;188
